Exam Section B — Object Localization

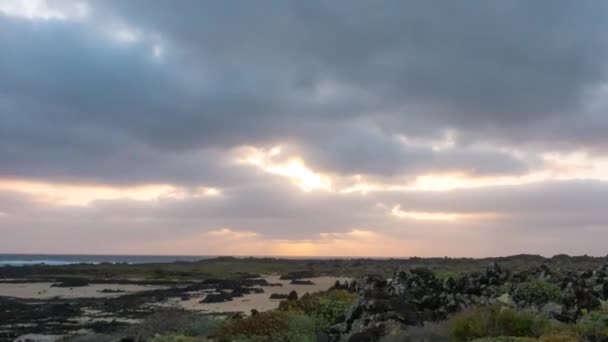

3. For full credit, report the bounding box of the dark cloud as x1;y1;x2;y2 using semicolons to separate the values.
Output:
289;123;532;177
2;1;608;255
2;1;608;184
94;0;608;144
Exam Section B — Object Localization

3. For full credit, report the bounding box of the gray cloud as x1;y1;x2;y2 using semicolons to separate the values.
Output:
2;1;608;185
2;1;608;255
1;179;608;256
93;0;608;144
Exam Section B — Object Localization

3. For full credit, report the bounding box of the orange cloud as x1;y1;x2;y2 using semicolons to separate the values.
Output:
390;205;498;221
141;228;426;257
0;179;220;206
235;145;332;191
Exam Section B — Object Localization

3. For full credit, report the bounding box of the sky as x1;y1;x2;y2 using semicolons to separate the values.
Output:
1;0;608;257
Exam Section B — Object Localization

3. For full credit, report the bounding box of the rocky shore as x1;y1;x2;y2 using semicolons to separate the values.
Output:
3;256;608;341
0;277;271;340
329;263;608;341
0;275;348;341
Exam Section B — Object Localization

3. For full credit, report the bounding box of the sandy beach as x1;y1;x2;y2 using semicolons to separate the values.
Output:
0;282;167;299
1;274;350;341
163;275;351;313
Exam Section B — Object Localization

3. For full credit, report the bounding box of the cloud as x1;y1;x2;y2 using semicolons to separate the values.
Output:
91;0;608;149
2;1;608;186
1;177;608;256
2;1;608;256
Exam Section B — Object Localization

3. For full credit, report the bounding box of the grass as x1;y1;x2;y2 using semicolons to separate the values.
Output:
278;289;357;330
512;281;562;305
215;310;316;342
576;309;608;341
6;254;608;282
448;306;549;341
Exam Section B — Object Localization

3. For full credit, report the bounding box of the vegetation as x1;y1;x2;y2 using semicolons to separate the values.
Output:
96;290;355;342
278;289;357;330
25;258;608;341
151;335;210;342
470;338;538;342
378;322;450;341
134;298;608;342
512;281;562;305
576;309;608;341
138;304;604;342
5;254;607;282
214;311;316;342
448;306;549;341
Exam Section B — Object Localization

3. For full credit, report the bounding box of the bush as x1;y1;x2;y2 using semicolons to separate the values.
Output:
215;310;315;342
577;309;608;341
379;322;449;341
537;331;579;341
512;281;562;305
470;332;576;341
122;309;201;341
151;335;210;342
278;289;357;330
471;338;537;342
180;317;223;337
471;333;578;342
449;306;549;341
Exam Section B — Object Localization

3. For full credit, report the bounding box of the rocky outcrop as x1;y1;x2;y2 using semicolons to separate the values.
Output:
290;279;315;285
329;263;608;342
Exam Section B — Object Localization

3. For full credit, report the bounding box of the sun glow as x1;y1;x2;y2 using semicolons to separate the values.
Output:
207;228;258;239
237;146;332;191
391;205;497;221
237;144;608;197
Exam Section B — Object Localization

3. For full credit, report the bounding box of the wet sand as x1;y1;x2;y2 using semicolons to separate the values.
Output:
13;334;64;342
3;275;350;341
0;282;166;299
161;275;351;313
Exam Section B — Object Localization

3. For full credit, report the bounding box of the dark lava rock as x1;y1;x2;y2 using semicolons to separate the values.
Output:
290;279;315;285
329;262;608;341
51;279;90;287
98;288;126;293
280;270;316;279
86;320;131;333
201;291;232;303
269;293;290;299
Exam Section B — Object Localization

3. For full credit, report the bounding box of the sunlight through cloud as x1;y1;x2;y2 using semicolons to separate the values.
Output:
236;146;333;192
391;205;497;221
0;179;221;206
0;0;87;20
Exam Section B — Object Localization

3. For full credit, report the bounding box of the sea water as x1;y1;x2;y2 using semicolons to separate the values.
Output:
0;254;211;266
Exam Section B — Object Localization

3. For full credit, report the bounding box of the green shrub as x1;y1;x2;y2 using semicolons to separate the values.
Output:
512;281;562;305
180;317;224;337
471;338;537;342
122;310;201;341
215;310;315;342
379;321;449;341
577;309;608;341
278;289;357;330
467;334;578;342
449;306;549;341
151;334;210;342
537;331;579;341
536;321;579;342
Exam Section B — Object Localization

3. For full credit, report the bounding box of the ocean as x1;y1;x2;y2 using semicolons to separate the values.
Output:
0;254;212;266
